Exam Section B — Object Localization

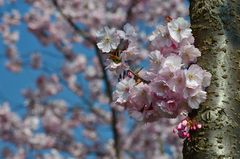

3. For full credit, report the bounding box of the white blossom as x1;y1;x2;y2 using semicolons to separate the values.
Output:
97;27;120;53
168;17;192;43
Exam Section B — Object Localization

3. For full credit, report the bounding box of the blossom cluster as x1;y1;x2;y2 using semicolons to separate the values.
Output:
97;17;211;123
173;118;202;139
0;9;21;72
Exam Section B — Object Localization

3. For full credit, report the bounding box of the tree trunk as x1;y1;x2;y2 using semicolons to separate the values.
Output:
183;0;240;158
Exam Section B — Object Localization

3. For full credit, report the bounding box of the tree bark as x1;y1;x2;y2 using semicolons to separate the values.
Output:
183;0;240;158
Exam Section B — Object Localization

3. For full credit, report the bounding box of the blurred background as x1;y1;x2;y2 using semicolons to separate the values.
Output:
0;0;189;158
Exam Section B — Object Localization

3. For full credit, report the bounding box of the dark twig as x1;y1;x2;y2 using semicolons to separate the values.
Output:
52;0;95;44
51;0;121;158
120;0;140;29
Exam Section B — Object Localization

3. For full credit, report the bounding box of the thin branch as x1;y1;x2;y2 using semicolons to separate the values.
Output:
51;0;95;44
94;45;121;158
59;75;111;123
51;0;121;158
120;0;141;29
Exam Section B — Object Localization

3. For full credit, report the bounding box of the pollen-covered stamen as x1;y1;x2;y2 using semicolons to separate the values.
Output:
108;40;129;64
187;73;195;81
104;36;111;43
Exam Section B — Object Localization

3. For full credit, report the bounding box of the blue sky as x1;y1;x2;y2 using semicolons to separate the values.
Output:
0;1;103;158
0;1;96;109
0;0;190;110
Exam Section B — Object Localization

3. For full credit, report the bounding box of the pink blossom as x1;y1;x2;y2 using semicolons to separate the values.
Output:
187;89;207;109
3;9;21;25
129;83;152;111
29;134;55;149
62;55;86;74
114;77;136;104
149;25;172;47
180;45;201;65
174;118;202;139
150;77;170;97
170;69;186;93
121;43;140;61
185;64;204;89
106;61;128;76
3;30;19;45
158;99;178;115
97;27;120;53
24;116;39;130
42;110;61;133
105;16;212;126
149;50;165;72
123;23;137;40
202;70;212;87
162;54;182;72
168;17;192;43
36;75;62;96
6;59;22;72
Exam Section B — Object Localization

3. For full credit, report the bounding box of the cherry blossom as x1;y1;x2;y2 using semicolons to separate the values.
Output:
98;17;211;123
149;25;172;47
168;17;192;43
187;89;207;109
97;27;120;53
180;45;201;65
185;64;205;89
162;54;182;72
149;50;164;72
173;118;202;139
114;77;136;104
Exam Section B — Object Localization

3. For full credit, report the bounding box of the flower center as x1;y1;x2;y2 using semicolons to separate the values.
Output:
104;36;111;43
188;74;194;80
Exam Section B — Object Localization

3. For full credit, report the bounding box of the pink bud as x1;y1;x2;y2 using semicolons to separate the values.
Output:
177;123;182;130
197;124;202;129
182;120;188;126
127;72;133;78
173;128;177;133
183;132;188;137
178;132;185;139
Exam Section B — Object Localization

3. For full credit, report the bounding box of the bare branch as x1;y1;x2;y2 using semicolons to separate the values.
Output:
120;0;141;29
51;0;121;158
51;0;95;44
